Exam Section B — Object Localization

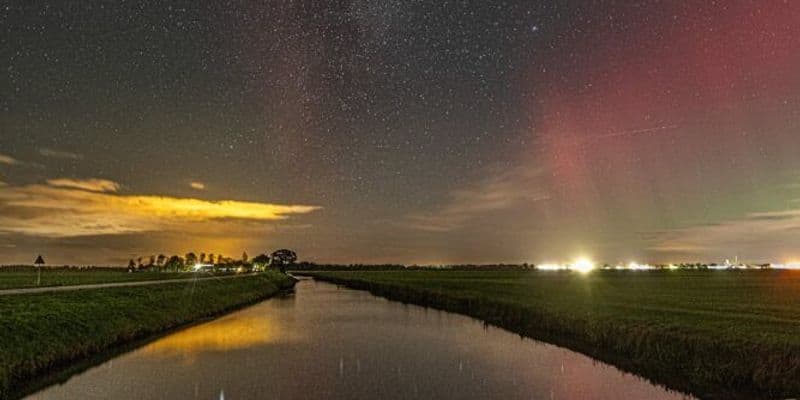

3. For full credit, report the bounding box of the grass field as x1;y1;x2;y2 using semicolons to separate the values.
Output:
306;270;800;399
0;268;224;290
0;271;295;399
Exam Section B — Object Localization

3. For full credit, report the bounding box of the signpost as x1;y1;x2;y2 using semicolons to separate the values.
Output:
34;255;45;286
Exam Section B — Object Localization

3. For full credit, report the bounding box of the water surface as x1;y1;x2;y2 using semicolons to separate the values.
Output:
29;279;693;399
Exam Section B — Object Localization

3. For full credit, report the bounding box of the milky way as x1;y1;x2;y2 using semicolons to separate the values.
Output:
2;1;799;265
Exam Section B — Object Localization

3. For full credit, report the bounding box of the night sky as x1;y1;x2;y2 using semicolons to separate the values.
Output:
2;1;800;266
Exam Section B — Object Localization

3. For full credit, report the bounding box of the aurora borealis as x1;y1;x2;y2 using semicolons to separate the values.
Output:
2;1;800;265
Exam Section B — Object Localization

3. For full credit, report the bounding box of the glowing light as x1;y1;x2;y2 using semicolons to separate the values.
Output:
193;263;214;271
571;257;595;273
537;263;567;271
626;262;656;271
667;264;679;270
537;258;596;272
772;262;800;270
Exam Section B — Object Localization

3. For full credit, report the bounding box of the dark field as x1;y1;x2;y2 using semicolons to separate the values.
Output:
0;268;194;290
0;271;295;399
306;270;800;398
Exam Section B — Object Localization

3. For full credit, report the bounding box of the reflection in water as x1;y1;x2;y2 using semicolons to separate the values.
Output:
28;279;694;400
141;314;287;360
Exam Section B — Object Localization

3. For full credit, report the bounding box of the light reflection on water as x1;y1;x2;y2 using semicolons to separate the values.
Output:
28;279;694;399
140;313;300;362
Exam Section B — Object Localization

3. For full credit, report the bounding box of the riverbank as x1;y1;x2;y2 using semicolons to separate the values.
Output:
304;270;800;399
0;272;295;399
25;278;690;400
0;273;260;296
0;267;229;290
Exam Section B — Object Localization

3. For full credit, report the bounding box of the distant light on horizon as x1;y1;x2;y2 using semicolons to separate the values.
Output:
537;263;568;271
771;262;800;270
536;258;597;273
533;259;800;272
193;263;214;271
619;262;656;271
572;257;596;274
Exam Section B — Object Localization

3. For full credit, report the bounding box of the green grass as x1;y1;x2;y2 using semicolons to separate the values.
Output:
0;268;203;290
306;270;800;399
0;271;295;399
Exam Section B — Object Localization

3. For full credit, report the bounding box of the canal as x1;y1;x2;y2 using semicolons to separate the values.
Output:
28;278;693;399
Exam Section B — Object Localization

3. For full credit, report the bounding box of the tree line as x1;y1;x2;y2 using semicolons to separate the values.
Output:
127;249;297;273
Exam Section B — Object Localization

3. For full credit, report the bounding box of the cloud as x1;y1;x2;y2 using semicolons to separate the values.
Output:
190;181;206;190
0;180;321;238
404;166;549;232
46;178;121;193
39;148;84;160
648;208;800;260
0;154;44;170
0;154;19;165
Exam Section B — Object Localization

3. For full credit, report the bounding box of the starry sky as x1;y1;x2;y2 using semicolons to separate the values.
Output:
2;1;800;266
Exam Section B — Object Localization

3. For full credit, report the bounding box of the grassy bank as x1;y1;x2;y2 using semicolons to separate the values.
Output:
305;270;800;399
0;271;295;399
0;267;231;290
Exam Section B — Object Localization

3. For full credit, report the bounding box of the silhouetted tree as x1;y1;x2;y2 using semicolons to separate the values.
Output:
199;253;206;264
207;253;215;265
165;255;184;271
242;251;249;263
127;259;136;272
185;252;198;266
269;249;297;273
156;254;166;267
252;253;270;270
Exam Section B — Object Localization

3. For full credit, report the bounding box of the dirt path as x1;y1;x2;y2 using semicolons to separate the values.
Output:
0;273;258;296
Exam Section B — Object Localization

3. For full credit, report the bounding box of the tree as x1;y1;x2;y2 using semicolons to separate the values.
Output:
269;249;297;273
156;254;167;267
127;259;136;272
185;252;198;266
199;253;206;264
165;255;184;271
242;251;249;263
207;253;215;265
148;255;156;267
252;253;270;271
